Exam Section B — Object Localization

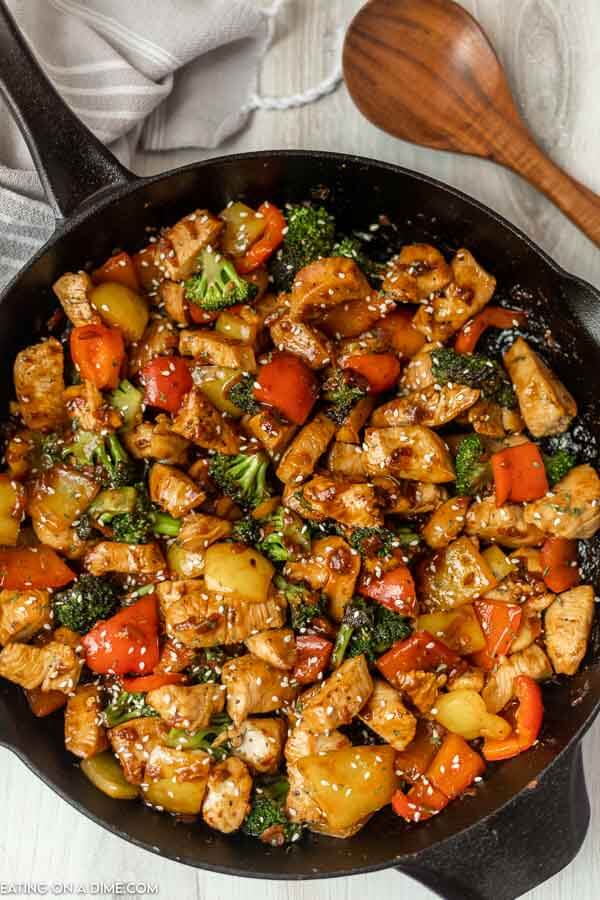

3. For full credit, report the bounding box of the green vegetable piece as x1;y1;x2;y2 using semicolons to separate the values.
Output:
228;374;260;416
209;451;271;509
185;247;258;312
110;379;143;431
543;449;576;487
103;691;159;728
270;204;336;291
323;369;367;426
242;777;304;844
54;574;119;633
430;348;516;408
455;434;492;497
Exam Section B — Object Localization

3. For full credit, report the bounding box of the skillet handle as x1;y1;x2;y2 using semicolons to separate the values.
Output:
0;1;135;220
397;743;590;900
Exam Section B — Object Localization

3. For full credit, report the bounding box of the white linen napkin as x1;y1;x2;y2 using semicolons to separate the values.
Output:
0;0;342;286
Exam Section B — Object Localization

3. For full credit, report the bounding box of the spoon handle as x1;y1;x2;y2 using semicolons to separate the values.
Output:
494;124;600;248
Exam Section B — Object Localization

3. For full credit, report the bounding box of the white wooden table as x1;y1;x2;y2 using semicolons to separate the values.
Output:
2;1;599;897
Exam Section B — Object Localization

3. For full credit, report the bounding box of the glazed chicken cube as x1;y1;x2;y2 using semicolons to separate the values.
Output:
335;396;376;443
154;208;223;281
373;477;448;516
221;654;299;725
146;683;225;731
52;272;98;326
467;496;546;547
229;716;287;774
285;536;360;622
108;716;167;785
298;655;373;733
370;385;480;429
128;316;178;377
288;258;372;322
283;475;382;528
270;317;332;369
143;745;211;815
0;642;53;690
148;462;206;518
171;387;240;454
382;244;453;302
503;338;576;437
392;670;447;714
242;409;297;460
466;399;524;437
84;542;167;578
202;757;253;833
159;280;189;325
179;330;257;372
276;413;336;484
40;640;83;693
0;589;51;646
358;678;417;750
123;418;191;465
64;381;123;433
64;684;108;759
524;465;600;540
399;343;440;392
481;644;553;713
326;442;365;480
245;628;297;670
284;727;350;765
544;586;594;675
13;337;66;431
422;496;470;549
363;425;455;483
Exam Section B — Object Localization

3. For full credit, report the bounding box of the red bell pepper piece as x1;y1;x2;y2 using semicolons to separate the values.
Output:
377;631;465;682
121;672;187;692
540;537;580;593
141;356;193;414
491;441;548;506
377;308;426;358
70;323;125;390
343;353;401;394
392;777;449;822
471;599;522;670
427;733;486;799
359;564;417;616
454;306;527;354
235;202;286;274
188;304;219;325
93;250;140;292
483;675;543;761
253;352;318;425
81;594;160;676
0;546;75;590
293;634;333;685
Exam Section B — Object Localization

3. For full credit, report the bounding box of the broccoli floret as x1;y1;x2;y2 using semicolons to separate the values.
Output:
209;452;270;509
189;648;226;684
242;777;303;845
66;430;139;488
455;434;491;497
332;235;384;281
371;606;412;655
165;711;232;760
257;506;311;564
323;369;367;426
90;485;181;543
29;431;67;472
54;574;119;633
185;247;258;312
231;516;262;546
228;374;260;416
332;597;412;667
349;526;398;558
274;575;324;630
104;691;159;728
270;204;336;291
543;449;576;487
431;348;516;408
73;511;97;541
109;379;143;430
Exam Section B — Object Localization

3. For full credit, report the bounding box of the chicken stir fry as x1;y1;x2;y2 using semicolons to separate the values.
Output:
0;198;597;845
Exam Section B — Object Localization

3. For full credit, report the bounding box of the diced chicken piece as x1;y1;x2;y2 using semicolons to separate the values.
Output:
373;477;447;516
270;317;332;369
447;666;485;693
298;655;373;733
284;727;350;765
64;684;108;759
123;417;190;465
245;628;297;670
276;413;336;484
202;757;253;833
371;385;479;429
418;535;497;610
336;396;376;443
14;337;66;431
146;683;225;731
40;640;82;693
0;589;51;646
288;258;373;323
283;475;382;528
148;462;205;518
320;293;395;339
382;244;453;302
64;381;123;433
108;717;168;784
84;542;167;578
400;343;440;391
154;209;223;281
466;399;524;437
524;465;600;540
363;426;455;483
392;670;446;714
171;511;232;552
422;496;470;549
466;496;546;547
229;717;287;774
242;409;297;460
159;280;190;325
482;644;553;713
483;573;547;607
52;272;99;326
128;316;178;377
285;763;328;832
0;642;51;690
544;586;594;676
221;654;298;725
143;745;211;815
358;679;416;750
503;338;576;437
171;387;240;454
180;330;257;372
290;536;360;622
326;441;365;480
154;639;197;675
157;580;286;647
413;249;496;342
5;429;36;480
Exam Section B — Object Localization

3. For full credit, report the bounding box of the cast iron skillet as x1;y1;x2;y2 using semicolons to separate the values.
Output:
0;5;599;898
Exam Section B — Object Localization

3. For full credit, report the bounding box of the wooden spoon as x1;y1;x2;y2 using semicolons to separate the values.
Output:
343;0;600;247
